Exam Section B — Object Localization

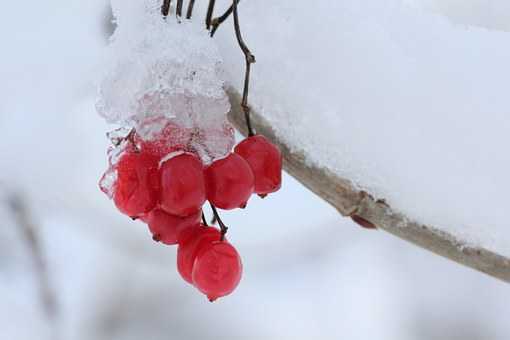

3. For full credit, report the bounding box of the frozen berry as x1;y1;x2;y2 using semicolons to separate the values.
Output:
113;150;160;218
147;209;201;245
189;123;236;163
177;225;221;284
160;152;206;217
192;241;242;301
234;135;282;195
204;153;254;210
136;121;191;159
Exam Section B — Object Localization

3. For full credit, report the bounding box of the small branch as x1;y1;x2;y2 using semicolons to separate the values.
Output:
209;203;228;241
226;87;510;284
232;0;255;136
210;1;240;37
205;0;216;30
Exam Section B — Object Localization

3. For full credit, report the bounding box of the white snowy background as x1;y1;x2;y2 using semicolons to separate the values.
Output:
1;1;509;339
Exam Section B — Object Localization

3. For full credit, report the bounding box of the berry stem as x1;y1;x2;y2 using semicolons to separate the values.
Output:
186;0;195;19
176;0;184;18
210;1;240;37
126;128;140;151
232;0;255;137
210;214;217;225
209;203;228;241
205;0;216;30
202;211;208;226
161;0;171;17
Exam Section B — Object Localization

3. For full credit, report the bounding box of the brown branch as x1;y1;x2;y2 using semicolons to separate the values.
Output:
226;87;510;284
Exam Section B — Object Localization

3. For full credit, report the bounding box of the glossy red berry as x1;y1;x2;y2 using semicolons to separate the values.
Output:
160;152;206;217
192;241;242;301
113;150;160;218
147;209;201;245
177;225;221;284
234;135;282;195
204;153;254;210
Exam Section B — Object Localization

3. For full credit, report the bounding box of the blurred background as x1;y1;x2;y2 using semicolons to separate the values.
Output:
1;1;509;339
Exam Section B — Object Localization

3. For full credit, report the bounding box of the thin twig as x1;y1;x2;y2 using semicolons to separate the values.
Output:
209;203;228;240
210;1;240;37
176;0;184;17
161;0;171;17
232;0;255;136
205;0;216;30
186;0;196;19
226;88;510;284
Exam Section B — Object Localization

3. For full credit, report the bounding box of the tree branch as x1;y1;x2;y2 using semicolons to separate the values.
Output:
226;87;510;283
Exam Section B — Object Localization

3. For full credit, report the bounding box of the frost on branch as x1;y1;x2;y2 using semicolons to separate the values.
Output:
96;3;233;164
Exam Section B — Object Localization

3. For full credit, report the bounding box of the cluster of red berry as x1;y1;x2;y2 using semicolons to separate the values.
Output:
100;120;282;301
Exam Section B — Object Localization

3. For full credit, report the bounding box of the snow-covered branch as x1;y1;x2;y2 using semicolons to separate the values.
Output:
226;88;510;283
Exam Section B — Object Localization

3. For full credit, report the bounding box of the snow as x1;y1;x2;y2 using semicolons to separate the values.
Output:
1;1;510;340
405;0;510;31
102;0;510;255
97;19;230;128
97;4;233;164
210;0;510;255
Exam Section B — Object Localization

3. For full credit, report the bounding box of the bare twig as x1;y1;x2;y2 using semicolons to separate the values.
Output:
161;0;171;17
232;0;255;136
6;192;59;337
226;88;510;283
210;1;239;37
186;0;196;19
176;0;184;18
205;0;216;30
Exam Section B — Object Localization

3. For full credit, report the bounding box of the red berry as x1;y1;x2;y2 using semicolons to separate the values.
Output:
113;150;160;217
234;135;282;195
204;153;254;210
160;152;206;217
147;209;201;245
177;225;221;284
192;241;242;301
